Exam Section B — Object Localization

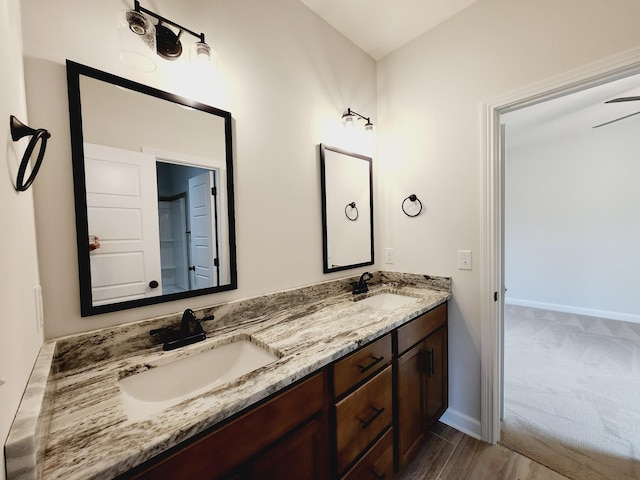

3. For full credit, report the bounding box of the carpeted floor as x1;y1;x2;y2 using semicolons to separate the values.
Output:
500;304;640;480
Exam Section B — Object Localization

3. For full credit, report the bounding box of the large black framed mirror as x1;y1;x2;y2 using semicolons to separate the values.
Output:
319;144;374;273
67;61;237;316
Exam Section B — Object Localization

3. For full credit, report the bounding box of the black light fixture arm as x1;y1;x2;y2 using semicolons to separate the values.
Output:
134;0;205;43
344;107;371;125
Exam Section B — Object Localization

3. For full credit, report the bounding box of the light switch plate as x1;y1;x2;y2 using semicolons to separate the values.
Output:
458;250;472;270
384;248;395;264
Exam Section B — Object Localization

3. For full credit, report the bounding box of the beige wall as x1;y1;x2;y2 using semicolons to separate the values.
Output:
0;1;43;478
21;0;377;338
17;0;640;446
376;0;640;434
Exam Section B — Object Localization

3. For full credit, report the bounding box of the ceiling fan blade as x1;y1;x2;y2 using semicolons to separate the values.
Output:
605;96;640;103
593;110;640;128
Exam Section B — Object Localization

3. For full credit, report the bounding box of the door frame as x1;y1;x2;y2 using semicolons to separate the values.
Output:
480;46;640;443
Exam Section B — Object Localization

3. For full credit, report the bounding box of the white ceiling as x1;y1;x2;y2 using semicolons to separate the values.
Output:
299;0;480;60
503;74;640;149
299;1;640;145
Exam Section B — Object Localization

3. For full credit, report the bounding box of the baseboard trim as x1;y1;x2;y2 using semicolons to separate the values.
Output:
439;408;482;441
505;298;640;325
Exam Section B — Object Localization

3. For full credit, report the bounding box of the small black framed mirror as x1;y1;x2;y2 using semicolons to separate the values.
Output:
67;61;237;316
319;144;374;273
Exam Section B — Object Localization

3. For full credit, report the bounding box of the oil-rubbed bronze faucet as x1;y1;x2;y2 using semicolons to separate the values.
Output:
150;309;213;351
352;272;374;295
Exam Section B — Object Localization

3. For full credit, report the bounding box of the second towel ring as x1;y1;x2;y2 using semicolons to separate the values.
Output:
345;202;359;221
402;194;423;217
10;115;51;192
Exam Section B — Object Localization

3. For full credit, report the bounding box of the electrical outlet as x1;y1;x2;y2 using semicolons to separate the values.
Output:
458;250;472;270
384;247;395;264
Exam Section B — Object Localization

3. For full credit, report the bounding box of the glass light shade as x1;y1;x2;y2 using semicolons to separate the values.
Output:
194;42;211;61
343;115;355;128
118;10;157;72
191;41;217;67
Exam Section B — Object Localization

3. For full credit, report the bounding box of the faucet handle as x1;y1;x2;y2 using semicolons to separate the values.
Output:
150;325;173;337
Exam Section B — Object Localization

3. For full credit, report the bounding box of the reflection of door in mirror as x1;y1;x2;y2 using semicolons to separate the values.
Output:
84;143;162;305
156;162;220;295
85;146;224;306
188;171;219;289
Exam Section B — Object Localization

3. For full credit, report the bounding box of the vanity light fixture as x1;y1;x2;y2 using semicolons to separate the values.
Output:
125;1;212;63
342;108;374;132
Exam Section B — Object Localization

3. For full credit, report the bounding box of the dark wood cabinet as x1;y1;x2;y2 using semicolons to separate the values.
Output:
252;416;328;480
331;334;393;478
395;303;448;470
126;371;329;480
342;428;394;480
335;366;393;474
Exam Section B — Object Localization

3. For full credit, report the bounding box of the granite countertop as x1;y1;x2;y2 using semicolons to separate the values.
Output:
6;272;451;480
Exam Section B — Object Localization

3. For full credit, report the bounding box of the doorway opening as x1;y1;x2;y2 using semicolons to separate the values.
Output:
480;47;640;477
498;74;640;479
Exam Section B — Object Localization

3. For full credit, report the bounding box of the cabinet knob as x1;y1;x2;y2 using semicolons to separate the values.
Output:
149;280;159;289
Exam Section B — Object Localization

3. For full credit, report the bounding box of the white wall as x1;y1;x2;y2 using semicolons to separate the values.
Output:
20;0;377;338
0;1;44;478
505;118;640;323
376;0;640;434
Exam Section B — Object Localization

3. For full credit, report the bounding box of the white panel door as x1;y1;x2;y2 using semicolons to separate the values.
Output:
84;143;162;305
188;171;217;289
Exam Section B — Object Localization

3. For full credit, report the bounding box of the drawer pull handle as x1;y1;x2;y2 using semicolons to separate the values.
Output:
359;406;385;429
371;471;386;480
358;355;384;373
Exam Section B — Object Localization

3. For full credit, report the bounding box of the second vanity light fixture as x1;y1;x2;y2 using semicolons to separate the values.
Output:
124;1;212;62
342;108;374;132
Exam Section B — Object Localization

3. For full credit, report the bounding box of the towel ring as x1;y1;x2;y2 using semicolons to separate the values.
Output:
402;194;422;217
345;202;358;221
10;115;51;192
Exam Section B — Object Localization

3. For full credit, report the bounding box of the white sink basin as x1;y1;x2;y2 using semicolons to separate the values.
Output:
356;292;418;310
119;339;279;421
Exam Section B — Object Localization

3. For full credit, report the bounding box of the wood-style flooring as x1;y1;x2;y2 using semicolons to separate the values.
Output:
396;422;569;480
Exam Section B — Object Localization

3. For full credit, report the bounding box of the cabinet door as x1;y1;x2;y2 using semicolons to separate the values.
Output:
396;341;426;469
252;416;328;480
424;327;448;426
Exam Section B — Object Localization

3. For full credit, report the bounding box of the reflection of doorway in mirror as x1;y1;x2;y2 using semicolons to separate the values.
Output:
156;161;220;291
158;195;189;294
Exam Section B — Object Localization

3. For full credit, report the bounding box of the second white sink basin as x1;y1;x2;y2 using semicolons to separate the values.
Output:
356;292;418;310
119;339;280;420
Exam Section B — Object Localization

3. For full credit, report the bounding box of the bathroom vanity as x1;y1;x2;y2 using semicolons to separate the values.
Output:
127;307;447;479
6;272;451;480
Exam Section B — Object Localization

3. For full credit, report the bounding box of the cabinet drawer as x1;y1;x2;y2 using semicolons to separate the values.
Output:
335;366;392;474
342;427;394;480
397;303;447;355
333;334;392;397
